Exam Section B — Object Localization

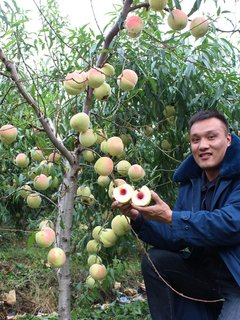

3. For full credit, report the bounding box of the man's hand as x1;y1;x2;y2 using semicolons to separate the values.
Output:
132;191;172;224
111;201;140;221
111;190;172;224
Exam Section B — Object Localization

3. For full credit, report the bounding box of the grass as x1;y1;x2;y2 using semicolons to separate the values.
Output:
0;232;151;319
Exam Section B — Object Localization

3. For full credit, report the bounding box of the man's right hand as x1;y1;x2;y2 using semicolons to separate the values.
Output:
111;201;140;221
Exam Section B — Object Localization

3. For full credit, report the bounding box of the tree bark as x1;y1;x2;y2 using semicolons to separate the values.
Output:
56;160;79;320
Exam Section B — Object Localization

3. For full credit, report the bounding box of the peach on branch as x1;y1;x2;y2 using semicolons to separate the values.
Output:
111;215;131;236
107;136;124;157
77;186;91;201
47;247;66;268
148;0;167;11
161;139;172;151
19;184;32;198
99;228;117;248
167;9;188;31
0;124;18;144
124;15;144;38
15;153;30;168
33;174;50;191
131;185;152;206
97;175;110;187
94;157;114;176
108;178;126;198
82;150;96;162
117;69;138;91
39;220;54;230
113;183;134;204
30;148;44;162
120;133;133;146
87;67;106;88
63;70;88;95
79;129;97;147
190;16;209;39
85;275;96;288
48;152;61;164
86;239;102;254
116;160;131;176
92;226;103;241
101;63;115;77
70;112;90;133
96;129;106;144
89;263;107;281
49;176;59;190
128;164;145;182
100;140;109;154
143;125;154;137
93;82;111;100
27;193;42;208
163;105;176;118
87;254;102;267
35;226;55;248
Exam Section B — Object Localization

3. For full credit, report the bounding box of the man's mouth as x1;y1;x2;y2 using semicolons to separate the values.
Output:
199;153;212;160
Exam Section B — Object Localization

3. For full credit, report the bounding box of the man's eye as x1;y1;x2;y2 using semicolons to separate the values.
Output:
208;135;215;140
191;138;199;143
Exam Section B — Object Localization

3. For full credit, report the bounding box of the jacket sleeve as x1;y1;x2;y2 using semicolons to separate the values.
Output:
171;182;240;247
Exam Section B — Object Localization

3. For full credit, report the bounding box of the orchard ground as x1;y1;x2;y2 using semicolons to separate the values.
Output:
0;231;151;319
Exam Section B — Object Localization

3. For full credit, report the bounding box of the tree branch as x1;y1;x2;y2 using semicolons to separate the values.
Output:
0;47;75;166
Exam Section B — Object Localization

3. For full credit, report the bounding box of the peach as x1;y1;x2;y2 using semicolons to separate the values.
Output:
38;220;54;230
120;133;133;146
47;247;66;268
15;153;29;168
190;16;209;39
148;0;167;11
27;193;42;208
70;112;90;132
77;186;91;201
89;263;107;281
167;9;188;31
163;105;176;118
116;160;131;176
86;239;102;254
108;179;126;198
96;129;106;144
87;67;106;88
111;215;131;236
19;184;32;198
92;226;103;241
48;152;61;164
124;15;144;38
82;150;96;162
143;125;154;137
131;185;152;206
97;175;110;187
101;63;115;77
79;129;97;147
34;174;50;191
30;148;44;162
88;255;102;267
0;124;18;144
85;275;96;288
128;164;145;181
35;226;55;248
161;139;172;151
100;140;109;154
49;176;59;190
113;183;134;204
99;228;117;248
63;71;88;95
94;157;114;176
107;136;124;157
93;82;111;100
117;69;138;91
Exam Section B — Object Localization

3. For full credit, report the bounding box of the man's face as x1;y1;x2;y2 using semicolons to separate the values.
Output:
190;117;231;181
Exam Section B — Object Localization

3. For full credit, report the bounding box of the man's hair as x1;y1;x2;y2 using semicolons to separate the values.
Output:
188;110;230;133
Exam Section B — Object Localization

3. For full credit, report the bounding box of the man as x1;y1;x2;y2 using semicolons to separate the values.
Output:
112;110;240;319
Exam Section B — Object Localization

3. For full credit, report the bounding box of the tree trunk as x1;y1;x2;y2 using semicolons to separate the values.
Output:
56;161;79;320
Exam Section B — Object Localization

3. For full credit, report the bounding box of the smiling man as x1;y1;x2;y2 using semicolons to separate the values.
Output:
112;110;240;320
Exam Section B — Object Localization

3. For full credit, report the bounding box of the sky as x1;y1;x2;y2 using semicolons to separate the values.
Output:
17;0;239;38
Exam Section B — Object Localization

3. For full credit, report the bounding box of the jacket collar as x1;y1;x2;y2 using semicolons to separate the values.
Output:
173;133;240;183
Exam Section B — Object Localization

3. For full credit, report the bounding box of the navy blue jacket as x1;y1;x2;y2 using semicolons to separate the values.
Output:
133;133;240;287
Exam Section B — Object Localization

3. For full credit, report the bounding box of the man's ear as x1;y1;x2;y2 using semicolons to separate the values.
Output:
227;133;231;147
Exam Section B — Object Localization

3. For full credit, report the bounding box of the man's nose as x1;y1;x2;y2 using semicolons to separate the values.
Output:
199;138;209;149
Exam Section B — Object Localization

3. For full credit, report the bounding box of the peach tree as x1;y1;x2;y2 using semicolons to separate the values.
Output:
0;0;239;319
